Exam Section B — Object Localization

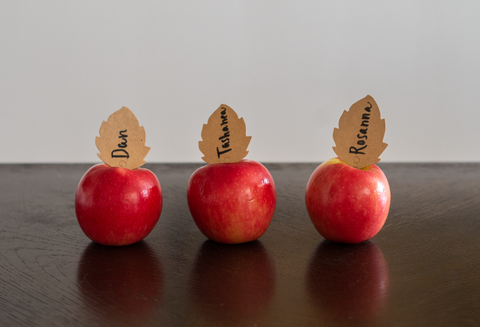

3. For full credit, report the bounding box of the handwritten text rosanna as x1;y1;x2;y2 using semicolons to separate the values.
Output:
349;102;372;155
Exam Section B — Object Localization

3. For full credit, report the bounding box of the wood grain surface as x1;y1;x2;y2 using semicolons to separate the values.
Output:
1;163;480;327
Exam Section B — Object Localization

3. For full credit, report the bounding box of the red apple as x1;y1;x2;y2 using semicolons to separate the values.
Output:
75;164;162;246
187;159;276;244
305;157;390;244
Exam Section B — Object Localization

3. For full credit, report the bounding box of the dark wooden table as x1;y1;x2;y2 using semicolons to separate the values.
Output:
1;163;480;327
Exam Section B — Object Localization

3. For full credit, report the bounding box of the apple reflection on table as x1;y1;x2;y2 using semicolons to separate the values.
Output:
77;241;163;326
306;240;389;326
189;240;276;325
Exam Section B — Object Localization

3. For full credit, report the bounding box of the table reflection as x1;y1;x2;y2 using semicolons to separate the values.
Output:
189;240;275;325
77;241;163;325
306;241;389;326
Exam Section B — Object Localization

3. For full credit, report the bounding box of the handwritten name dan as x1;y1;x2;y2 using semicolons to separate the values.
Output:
111;129;129;158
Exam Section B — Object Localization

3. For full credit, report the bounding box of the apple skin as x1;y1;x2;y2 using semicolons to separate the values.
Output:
75;164;162;246
305;157;390;244
187;159;276;244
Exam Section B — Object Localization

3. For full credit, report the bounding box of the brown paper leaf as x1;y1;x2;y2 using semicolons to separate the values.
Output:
333;95;387;169
95;107;150;170
199;104;252;164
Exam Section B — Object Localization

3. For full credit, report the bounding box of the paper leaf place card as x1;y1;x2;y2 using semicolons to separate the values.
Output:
95;107;150;170
333;95;387;169
199;104;252;164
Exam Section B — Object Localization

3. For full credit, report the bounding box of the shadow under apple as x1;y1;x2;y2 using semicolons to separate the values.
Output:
306;240;389;326
77;241;163;326
189;240;276;325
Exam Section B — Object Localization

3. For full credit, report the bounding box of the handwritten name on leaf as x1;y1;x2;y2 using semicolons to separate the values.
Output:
95;107;150;170
333;95;387;169
199;104;251;164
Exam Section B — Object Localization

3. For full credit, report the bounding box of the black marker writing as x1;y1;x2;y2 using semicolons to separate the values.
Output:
217;107;232;158
349;102;372;155
111;129;130;158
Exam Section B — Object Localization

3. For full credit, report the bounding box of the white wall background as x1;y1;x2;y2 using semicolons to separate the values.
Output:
1;0;479;163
